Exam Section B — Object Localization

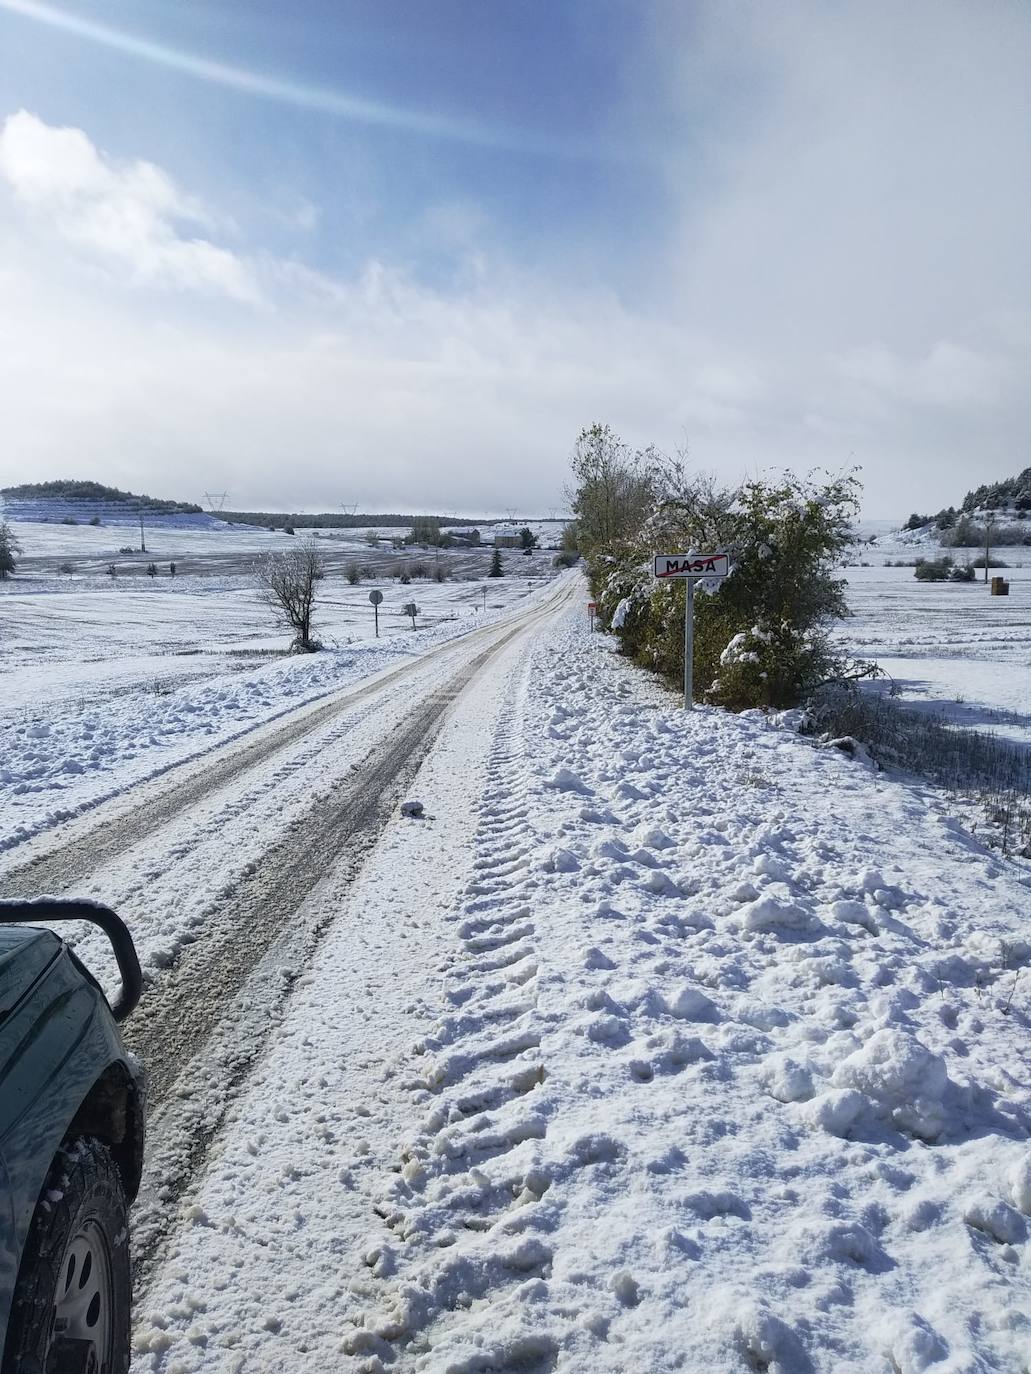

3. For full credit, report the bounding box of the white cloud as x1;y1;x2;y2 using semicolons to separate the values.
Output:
835;342;1008;409
644;0;1031;497
3;0;1031;526
0;110;258;301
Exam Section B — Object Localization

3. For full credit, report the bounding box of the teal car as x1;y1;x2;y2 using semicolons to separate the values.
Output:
0;899;144;1374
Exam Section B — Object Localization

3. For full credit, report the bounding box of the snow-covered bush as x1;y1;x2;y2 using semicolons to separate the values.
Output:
913;556;952;581
0;519;21;579
569;439;865;709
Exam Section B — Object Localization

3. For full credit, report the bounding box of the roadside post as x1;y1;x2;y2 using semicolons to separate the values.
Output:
369;588;383;637
652;553;730;709
402;600;419;629
588;600;597;631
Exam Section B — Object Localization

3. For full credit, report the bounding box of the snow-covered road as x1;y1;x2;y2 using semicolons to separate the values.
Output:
108;589;1031;1374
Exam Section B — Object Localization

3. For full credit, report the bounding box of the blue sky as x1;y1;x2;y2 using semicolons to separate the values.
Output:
1;0;673;291
0;1;1029;514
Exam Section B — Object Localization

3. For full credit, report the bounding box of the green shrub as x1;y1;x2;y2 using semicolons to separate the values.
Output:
574;441;867;710
0;519;22;579
914;557;952;581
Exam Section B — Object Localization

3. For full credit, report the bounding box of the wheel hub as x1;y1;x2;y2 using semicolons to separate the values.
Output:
49;1220;113;1373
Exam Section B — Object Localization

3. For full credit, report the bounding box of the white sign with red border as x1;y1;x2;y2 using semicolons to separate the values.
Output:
653;553;730;580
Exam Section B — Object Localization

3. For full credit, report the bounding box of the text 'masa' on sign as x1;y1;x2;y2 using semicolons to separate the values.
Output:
652;553;730;580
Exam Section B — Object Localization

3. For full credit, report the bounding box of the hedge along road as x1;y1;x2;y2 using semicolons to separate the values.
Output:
0;576;576;1286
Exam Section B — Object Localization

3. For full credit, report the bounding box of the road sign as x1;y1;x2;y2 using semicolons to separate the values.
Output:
368;588;383;637
587;600;597;631
402;601;419;628
653;553;730;580
652;552;730;710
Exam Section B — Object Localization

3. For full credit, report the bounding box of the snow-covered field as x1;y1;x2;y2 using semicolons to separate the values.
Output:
0;521;561;853
840;530;1031;749
4;514;1029;1372
128;602;1031;1373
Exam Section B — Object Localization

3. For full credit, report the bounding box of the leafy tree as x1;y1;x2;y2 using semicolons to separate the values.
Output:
0;520;22;579
572;432;868;709
962;465;1031;512
408;517;444;546
488;548;504;578
519;526;537;551
256;538;325;651
565;423;660;551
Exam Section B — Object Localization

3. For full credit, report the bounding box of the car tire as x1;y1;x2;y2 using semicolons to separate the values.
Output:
2;1136;131;1374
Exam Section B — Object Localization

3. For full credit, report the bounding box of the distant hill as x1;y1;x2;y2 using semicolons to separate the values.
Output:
1;480;202;514
902;464;1031;533
961;466;1031;513
223;510;497;530
0;480;234;531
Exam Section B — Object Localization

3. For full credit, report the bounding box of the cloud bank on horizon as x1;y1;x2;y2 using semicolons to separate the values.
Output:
0;0;1028;516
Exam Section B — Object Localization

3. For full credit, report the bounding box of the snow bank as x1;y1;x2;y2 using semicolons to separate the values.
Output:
343;610;1031;1371
129;598;1031;1372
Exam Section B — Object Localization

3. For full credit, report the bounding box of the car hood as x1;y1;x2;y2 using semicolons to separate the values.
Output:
0;926;61;1018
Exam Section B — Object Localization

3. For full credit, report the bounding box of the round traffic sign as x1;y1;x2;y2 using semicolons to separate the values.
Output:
369;590;384;605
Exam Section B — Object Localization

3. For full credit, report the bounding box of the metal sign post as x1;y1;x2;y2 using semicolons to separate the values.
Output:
588;600;597;631
653;553;730;709
369;588;383;637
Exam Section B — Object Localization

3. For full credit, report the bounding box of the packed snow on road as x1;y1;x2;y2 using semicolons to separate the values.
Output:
0;527;555;853
3;515;1029;1372
113;601;1030;1374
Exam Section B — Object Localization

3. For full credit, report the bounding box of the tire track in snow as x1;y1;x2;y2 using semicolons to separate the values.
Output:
0;587;571;896
124;596;572;1293
344;652;561;1369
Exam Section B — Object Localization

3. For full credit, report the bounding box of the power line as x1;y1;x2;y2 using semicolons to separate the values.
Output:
204;491;229;513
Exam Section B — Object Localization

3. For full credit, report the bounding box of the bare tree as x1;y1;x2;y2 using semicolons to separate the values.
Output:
257;538;325;651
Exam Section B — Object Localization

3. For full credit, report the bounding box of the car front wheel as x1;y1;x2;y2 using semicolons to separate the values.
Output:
2;1136;131;1374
